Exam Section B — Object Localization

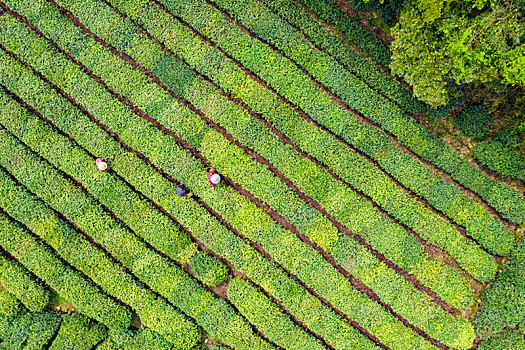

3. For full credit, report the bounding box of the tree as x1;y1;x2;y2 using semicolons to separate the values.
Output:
389;0;525;108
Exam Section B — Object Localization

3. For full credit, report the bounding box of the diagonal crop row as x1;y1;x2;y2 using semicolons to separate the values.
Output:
0;6;436;349
0;126;202;349
204;0;518;249
49;313;108;350
297;0;392;67
0;32;375;350
234;0;514;255
258;0;422;115
0;249;51;312
63;2;476;318
0;84;325;350
17;1;475;348
0;90;275;350
227;277;327;350
209;0;525;225
106;0;501;292
259;0;422;115
0;209;132;330
149;0;521;246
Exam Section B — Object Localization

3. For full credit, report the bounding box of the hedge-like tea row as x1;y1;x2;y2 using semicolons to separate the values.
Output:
150;0;515;257
76;0;477;318
0;36;372;350
259;0;422;115
107;0;502;288
473;237;525;340
50;313;108;350
97;328;176;350
0;308;62;349
0;210;132;329
188;251;229;286
0;126;201;348
0;90;272;350
298;0;391;67
0;7;429;349
204;0;517;252
0;290;23;323
0;250;50;312
227;277;327;350
219;0;525;224
23;2;474;348
473;140;525;181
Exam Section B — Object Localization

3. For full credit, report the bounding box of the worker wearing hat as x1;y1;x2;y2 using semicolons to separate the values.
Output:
207;167;221;188
96;158;108;172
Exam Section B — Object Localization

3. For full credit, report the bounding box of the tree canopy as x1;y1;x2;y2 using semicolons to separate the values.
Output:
388;0;525;107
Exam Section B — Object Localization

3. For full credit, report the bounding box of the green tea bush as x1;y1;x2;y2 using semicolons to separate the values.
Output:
0;125;200;348
0;30;357;350
0;251;50;312
112;0;513;266
50;313;108;350
0;310;62;349
473;140;525;180
473;237;525;340
227;277;326;350
478;330;525;350
0;290;24;321
97;328;175;350
455;106;491;140
0;211;132;329
188;251;229;286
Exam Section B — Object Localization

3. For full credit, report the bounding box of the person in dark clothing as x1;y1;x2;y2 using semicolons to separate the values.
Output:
176;184;193;197
0;10;4;16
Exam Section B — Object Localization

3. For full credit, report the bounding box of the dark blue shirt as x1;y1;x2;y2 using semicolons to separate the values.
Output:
176;185;187;197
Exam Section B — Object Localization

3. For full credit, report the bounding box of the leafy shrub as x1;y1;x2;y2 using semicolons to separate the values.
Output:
0;290;24;321
455;105;491;140
0;209;132;329
473;140;525;180
49;313;108;350
0;252;50;312
0;311;62;350
478;330;525;350
227;277;326;350
473;237;525;340
97;328;175;350
188;251;229;286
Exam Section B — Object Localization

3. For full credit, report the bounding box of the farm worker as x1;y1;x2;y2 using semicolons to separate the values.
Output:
96;158;108;172
207;167;221;188
176;184;193;197
0;10;3;16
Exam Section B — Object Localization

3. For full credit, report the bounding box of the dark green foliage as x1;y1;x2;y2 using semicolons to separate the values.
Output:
474;237;525;340
455;106;491;140
227;277;326;350
0;311;62;350
97;328;174;350
473;140;525;180
0;210;132;329
0;290;24;322
43;0;479;346
300;0;392;67
0;251;51;312
49;313;108;350
188;251;229;286
0;119;200;347
478;330;525;350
